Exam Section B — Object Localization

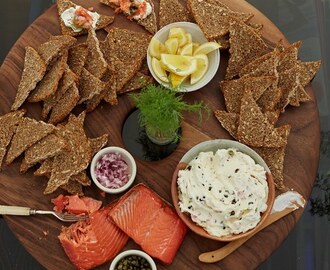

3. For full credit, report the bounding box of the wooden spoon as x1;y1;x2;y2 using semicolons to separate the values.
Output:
199;204;302;263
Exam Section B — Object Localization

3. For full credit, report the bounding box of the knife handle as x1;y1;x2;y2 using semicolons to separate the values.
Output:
0;205;31;216
199;206;298;263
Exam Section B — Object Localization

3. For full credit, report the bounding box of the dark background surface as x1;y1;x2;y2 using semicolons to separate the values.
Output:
1;0;329;269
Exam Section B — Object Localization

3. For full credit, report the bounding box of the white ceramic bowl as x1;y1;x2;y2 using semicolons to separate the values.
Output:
180;139;271;170
109;250;157;270
90;146;137;194
147;22;220;92
171;139;275;242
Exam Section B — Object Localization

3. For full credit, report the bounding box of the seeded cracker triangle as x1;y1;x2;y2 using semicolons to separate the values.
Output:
220;76;277;113
257;86;282;112
85;67;117;111
84;28;108;79
236;89;271;147
37;35;76;66
239;49;280;78
263;124;291;148
78;68;106;104
11;47;46;111
70;171;91;187
100;0;157;34
33;130;107;182
277;41;302;72
20;132;67;173
41;65;78;119
298;60;321;87
103;27;152;65
226;17;268;79
137;0;157;34
237;48;282;112
44;112;92;194
119;72;153;94
264;110;280;126
60;180;84;195
89;134;108;155
6;117;55;165
57;0;114;37
214;110;239;139
187;0;253;40
67;43;88;77
288;61;320;107
159;0;192;28
253;146;287;190
100;37;142;95
0;110;26;170
48;81;80;124
28;52;68;103
34;158;54;177
277;65;300;111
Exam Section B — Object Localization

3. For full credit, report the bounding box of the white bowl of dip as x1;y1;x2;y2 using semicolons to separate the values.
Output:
147;22;220;92
171;139;275;242
90;146;137;194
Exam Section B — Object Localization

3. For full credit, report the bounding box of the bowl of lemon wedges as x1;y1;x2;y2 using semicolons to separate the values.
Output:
147;22;220;92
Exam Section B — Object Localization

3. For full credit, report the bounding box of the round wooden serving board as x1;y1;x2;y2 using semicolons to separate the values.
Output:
0;0;320;269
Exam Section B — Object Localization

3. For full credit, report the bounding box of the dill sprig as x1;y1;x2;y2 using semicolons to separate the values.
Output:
129;84;209;142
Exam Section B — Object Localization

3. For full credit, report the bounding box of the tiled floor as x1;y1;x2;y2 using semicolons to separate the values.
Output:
0;0;329;269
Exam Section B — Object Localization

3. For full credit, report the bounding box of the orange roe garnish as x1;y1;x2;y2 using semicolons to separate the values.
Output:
73;7;93;29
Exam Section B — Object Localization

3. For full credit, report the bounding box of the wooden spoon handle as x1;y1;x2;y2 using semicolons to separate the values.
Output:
199;206;298;263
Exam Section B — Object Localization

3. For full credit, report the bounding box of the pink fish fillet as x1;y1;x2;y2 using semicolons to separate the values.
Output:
110;184;188;264
59;206;129;269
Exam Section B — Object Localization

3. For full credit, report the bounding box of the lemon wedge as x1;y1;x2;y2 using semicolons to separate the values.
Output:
161;54;197;76
151;57;169;83
168;27;185;39
193;41;221;56
149;37;167;59
165;38;179;55
168;27;187;47
180;43;193;56
169;73;188;88
192;42;200;54
185;33;192;44
190;54;209;85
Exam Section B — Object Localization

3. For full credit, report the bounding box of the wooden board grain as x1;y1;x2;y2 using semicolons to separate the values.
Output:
0;0;320;269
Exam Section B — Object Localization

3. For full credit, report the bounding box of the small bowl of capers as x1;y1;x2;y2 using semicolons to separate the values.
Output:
109;249;157;270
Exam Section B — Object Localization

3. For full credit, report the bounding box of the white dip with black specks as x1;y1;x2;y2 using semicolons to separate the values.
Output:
177;148;268;237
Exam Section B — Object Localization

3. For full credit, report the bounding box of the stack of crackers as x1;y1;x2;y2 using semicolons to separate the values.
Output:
6;0;157;195
11;1;155;123
206;7;321;190
0;110;108;195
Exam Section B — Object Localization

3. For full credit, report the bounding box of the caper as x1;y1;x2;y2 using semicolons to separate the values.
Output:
114;254;152;270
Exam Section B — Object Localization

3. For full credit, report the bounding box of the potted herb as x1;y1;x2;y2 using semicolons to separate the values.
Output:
129;84;209;145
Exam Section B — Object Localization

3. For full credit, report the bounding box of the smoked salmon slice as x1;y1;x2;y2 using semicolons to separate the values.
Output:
52;194;102;215
59;205;129;270
110;184;188;264
140;206;188;265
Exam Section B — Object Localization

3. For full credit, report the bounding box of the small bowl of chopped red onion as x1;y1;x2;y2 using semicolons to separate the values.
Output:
90;146;137;194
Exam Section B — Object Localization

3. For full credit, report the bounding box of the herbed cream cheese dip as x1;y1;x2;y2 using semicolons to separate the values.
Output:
177;148;269;237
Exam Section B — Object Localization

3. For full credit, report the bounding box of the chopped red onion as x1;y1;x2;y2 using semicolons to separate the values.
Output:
94;152;130;189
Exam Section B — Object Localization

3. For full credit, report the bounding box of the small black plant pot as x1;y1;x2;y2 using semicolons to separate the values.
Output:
122;109;181;161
